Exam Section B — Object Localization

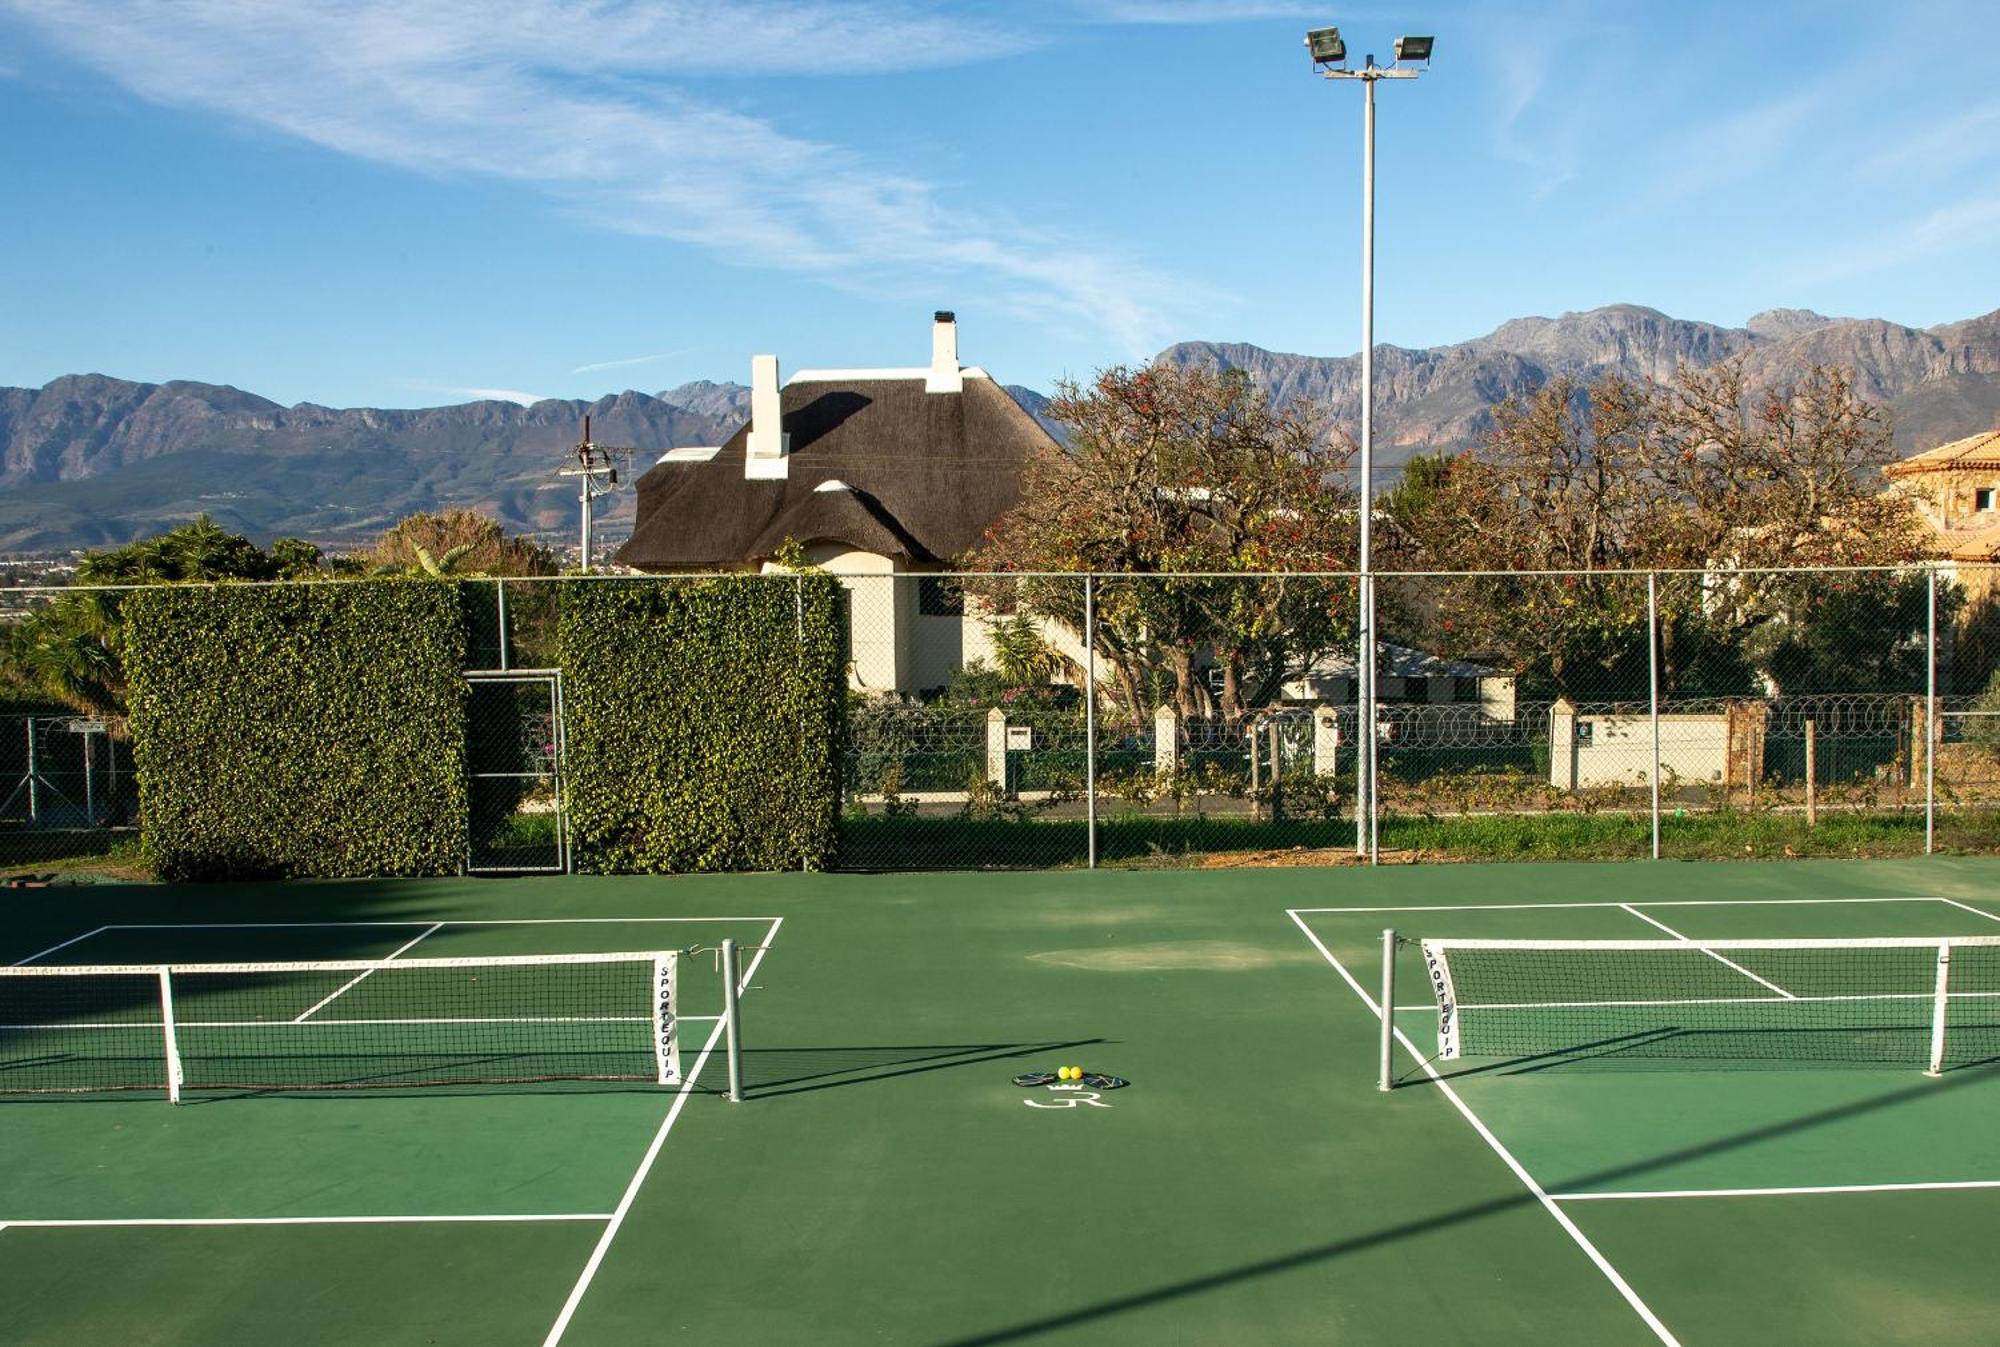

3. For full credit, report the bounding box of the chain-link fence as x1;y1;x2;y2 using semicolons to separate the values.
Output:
822;564;1997;867
7;564;2000;873
0;714;138;867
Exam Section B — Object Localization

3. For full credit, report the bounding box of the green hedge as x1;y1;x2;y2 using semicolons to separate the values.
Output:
124;582;469;880
556;576;844;872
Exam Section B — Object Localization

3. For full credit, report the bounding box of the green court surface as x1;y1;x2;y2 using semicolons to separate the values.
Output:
7;859;2000;1343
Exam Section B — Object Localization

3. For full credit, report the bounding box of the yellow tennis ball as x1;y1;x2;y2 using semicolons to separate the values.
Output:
1058;1066;1074;1081
1065;1066;1082;1081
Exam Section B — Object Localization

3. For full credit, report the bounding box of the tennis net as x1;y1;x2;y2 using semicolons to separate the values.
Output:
0;951;679;1099
1417;936;2000;1074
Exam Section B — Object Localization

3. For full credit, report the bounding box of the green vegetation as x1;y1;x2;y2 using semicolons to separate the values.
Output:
0;517;327;718
123;582;469;880
839;805;2000;868
554;575;845;873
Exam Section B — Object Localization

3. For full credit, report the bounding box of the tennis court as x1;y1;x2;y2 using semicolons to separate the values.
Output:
7;859;2000;1343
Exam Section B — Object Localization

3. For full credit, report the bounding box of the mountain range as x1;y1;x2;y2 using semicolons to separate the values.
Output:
1159;304;2000;461
2;302;1995;556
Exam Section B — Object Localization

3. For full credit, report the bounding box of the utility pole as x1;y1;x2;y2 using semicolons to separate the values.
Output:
558;414;632;572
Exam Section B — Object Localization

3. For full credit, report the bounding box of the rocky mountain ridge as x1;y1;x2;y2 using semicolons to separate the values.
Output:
3;302;1995;554
1159;303;2000;461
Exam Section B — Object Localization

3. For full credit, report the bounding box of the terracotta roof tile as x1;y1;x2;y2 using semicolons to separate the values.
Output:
1883;428;2000;477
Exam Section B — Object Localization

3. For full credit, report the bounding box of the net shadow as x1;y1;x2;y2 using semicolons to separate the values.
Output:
715;1038;1107;1099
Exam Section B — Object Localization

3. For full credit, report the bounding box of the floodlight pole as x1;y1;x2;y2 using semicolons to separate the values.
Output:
1316;48;1423;862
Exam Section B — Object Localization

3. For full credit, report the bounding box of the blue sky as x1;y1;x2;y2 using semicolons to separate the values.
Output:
1;1;1995;409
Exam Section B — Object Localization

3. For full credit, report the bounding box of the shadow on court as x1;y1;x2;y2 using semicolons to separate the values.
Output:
932;1063;1996;1347
724;1038;1107;1099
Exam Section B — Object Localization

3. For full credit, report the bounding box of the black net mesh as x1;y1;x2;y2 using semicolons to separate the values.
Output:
0;954;672;1095
1421;938;2000;1071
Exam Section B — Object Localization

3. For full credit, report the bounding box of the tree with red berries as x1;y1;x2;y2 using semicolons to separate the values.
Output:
977;363;1356;722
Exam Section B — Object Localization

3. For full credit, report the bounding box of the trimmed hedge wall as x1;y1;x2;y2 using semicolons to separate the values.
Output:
125;582;469;880
556;576;844;872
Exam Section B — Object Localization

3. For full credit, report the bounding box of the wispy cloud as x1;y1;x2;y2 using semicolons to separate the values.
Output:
1;1;1194;356
1623;83;1833;212
1070;0;1331;22
571;349;694;376
1790;189;2000;285
419;384;551;407
1858;102;2000;179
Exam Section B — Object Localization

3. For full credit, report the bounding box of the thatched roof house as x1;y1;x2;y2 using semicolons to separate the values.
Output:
615;313;1053;572
613;314;1061;694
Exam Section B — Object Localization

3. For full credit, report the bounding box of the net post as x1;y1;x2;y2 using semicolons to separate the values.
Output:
1378;928;1396;1092
157;966;183;1105
721;938;745;1103
1928;941;1951;1077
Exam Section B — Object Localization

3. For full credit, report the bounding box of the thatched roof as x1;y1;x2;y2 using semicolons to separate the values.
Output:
615;375;1053;570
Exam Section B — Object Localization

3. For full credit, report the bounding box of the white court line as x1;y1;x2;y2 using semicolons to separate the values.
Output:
1932;897;2000;926
12;926;109;966
1291;897;1946;915
292;923;444;1023
1553;1180;2000;1201
1390;989;2000;1013
542;914;784;1347
0;1213;614;1227
102;918;777;930
1287;910;1679;1346
1617;905;1796;1000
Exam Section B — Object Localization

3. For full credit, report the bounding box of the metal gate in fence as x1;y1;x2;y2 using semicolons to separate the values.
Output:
465;669;568;874
0;715;136;831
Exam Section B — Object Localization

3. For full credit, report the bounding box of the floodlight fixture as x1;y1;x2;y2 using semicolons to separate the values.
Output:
1393;34;1433;65
1305;27;1346;66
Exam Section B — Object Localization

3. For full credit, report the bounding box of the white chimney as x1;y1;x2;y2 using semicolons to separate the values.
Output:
744;353;788;479
926;310;963;394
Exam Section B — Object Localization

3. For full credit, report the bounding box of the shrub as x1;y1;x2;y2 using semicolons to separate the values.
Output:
555;575;844;872
124;582;470;880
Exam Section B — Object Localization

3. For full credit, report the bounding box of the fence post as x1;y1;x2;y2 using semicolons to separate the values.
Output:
25;716;37;824
1085;573;1097;870
1269;718;1283;824
986;708;1008;793
496;581;510;672
1805;719;1818;828
1927;567;1937;855
1248;716;1263;822
1648;572;1661;861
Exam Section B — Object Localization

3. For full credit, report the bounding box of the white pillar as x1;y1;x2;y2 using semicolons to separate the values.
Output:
1314;705;1341;780
1550;697;1578;791
986;708;1008;791
1154;704;1181;778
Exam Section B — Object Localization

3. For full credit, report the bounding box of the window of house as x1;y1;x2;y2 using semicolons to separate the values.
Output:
1978;487;1996;513
917;576;964;617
